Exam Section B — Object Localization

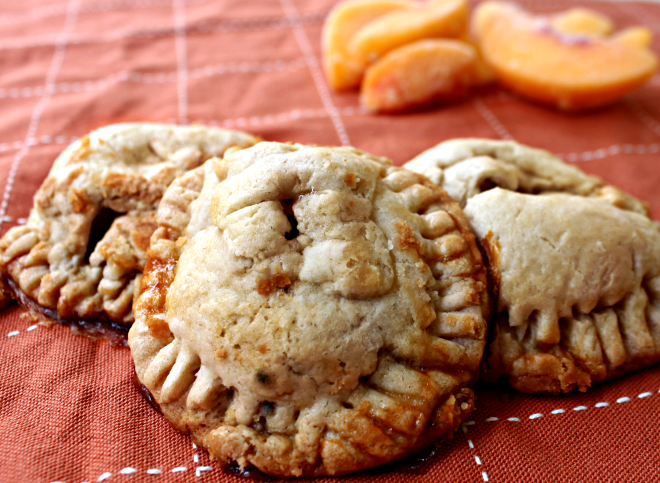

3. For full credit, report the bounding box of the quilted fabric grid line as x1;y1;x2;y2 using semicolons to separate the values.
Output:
4;129;660;165
613;0;660;30
0;135;78;151
0;316;656;481
0;107;368;156
625;98;660;137
208;105;367;129
456;385;658;482
462;427;490;482
560;143;660;161
0;0;215;26
0;107;368;153
1;318;219;483
0;9;329;50
279;0;351;147
0;0;82;227
90;440;214;482
0;59;307;99
472;97;515;140
475;89;660;157
474;389;659;425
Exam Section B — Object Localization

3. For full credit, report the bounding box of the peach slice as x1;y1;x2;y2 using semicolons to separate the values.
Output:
349;0;469;64
323;0;412;91
475;2;658;110
550;7;613;37
360;39;477;112
613;26;653;50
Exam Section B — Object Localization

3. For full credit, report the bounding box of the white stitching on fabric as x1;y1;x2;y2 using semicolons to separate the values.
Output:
0;10;328;51
624;98;660;137
4;0;657;27
454;389;656;482
6;324;41;338
613;1;659;32
0;0;81;228
560;143;660;162
0;106;368;160
0;136;77;154
479;391;655;423
278;0;351;147
461;421;489;482
0;217;27;224
195;466;212;477
0;0;214;26
210;105;368;129
473;97;515;140
0;59;307;99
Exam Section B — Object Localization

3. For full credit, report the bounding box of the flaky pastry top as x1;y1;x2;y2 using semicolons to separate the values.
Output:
405;138;660;393
130;142;488;475
0;123;257;324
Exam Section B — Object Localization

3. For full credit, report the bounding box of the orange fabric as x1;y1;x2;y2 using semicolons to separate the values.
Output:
0;0;659;481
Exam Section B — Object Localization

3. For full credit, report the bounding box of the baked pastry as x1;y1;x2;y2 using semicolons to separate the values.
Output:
405;138;660;394
129;142;488;476
0;123;257;326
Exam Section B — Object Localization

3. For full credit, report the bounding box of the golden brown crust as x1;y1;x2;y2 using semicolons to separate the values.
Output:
0;123;257;326
129;143;489;476
405;138;660;394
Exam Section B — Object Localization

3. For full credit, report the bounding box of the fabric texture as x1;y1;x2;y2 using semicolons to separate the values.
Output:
0;0;659;481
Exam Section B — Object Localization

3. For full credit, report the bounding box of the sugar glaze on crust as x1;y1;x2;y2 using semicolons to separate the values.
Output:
0;123;257;326
405;138;660;394
129;142;489;476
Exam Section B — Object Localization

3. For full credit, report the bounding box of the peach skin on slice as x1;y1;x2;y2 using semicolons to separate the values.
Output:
360;39;477;112
323;0;412;91
550;7;614;38
475;2;658;110
613;26;653;50
349;0;469;65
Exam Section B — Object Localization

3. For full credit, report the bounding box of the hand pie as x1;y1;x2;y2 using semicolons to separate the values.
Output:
405;139;660;393
0;123;257;326
129;142;488;476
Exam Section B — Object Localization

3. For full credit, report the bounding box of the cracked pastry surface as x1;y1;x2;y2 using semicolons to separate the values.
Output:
405;138;660;394
129;142;488;476
0;123;257;326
